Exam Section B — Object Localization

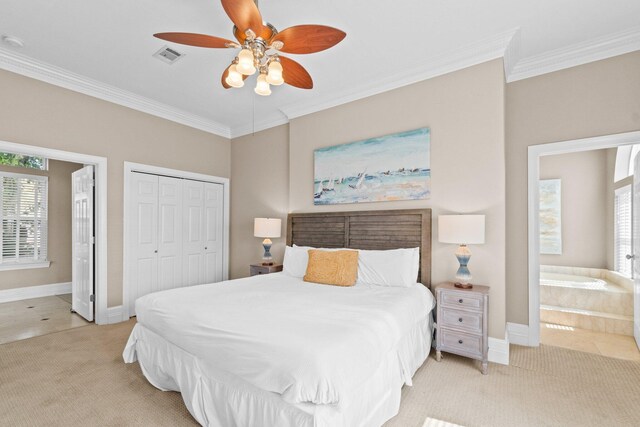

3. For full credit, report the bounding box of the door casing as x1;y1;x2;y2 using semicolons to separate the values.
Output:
526;130;640;346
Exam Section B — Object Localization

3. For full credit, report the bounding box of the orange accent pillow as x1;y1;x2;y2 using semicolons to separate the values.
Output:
303;249;359;287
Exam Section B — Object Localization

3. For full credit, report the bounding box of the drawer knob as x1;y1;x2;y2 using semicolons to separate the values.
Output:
458;299;463;303
458;339;463;344
458;318;463;322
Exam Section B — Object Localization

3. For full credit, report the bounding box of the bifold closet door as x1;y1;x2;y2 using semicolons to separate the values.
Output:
157;176;183;291
129;173;225;315
203;182;224;284
183;180;224;286
129;172;159;316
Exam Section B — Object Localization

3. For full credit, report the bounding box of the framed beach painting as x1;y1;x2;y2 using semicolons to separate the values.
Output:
313;128;430;205
539;179;562;255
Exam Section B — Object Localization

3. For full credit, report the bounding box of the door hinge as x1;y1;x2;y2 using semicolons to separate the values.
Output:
91;179;95;187
89;294;95;303
90;236;95;245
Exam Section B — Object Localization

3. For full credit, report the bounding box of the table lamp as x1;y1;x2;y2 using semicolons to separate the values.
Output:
254;218;281;265
438;214;485;288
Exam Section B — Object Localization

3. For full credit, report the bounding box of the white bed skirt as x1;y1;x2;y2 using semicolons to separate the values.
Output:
123;317;433;427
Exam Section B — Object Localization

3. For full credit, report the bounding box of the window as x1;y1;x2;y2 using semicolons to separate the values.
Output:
0;172;48;267
614;185;632;277
0;152;47;170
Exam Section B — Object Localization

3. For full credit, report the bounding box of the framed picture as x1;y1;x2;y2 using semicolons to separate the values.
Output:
313;128;431;205
539;179;562;254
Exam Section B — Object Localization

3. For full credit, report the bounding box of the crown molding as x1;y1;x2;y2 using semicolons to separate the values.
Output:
2;25;639;139
229;112;289;138
507;25;640;82
280;28;519;121
502;28;521;78
0;47;231;138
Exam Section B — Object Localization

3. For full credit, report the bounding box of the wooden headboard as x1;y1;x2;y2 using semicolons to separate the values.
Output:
286;209;432;287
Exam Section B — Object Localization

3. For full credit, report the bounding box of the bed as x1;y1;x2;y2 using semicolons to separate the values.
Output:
123;209;434;427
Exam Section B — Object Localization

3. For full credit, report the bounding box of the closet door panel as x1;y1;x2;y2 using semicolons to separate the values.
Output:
158;176;183;291
183;180;204;286
203;182;224;284
129;173;159;315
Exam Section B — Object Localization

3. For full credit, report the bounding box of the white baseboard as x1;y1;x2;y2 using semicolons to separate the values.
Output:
106;305;128;324
488;337;510;365
507;322;531;346
0;282;71;304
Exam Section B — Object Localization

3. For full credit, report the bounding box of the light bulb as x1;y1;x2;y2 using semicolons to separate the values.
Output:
236;48;256;75
225;64;244;88
266;60;284;86
254;73;271;96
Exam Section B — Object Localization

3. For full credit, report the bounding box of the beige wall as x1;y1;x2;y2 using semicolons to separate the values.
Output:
539;149;608;268
289;59;506;338
505;51;640;325
0;160;83;290
230;125;289;279
229;60;507;338
0;69;230;307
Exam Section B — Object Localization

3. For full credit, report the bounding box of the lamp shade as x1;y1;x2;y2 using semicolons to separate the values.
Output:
254;218;281;238
438;215;485;244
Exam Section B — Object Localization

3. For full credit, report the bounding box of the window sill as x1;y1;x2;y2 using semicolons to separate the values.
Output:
0;261;50;272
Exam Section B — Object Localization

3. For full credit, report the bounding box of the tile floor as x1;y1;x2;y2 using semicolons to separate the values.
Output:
540;321;640;361
0;294;89;345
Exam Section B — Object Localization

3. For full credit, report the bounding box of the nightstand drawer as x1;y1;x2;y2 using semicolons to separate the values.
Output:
441;291;483;311
440;309;483;333
250;264;283;276
440;329;483;358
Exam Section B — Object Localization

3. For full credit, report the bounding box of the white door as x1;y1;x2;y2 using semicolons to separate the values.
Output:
203;182;224;283
72;165;94;321
129;173;159;316
158;176;183;291
634;155;640;349
183;180;204;286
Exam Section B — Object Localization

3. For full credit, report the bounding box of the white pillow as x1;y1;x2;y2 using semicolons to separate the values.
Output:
282;245;313;278
356;248;420;288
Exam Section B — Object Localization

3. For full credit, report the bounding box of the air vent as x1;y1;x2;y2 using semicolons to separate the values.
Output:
153;45;185;64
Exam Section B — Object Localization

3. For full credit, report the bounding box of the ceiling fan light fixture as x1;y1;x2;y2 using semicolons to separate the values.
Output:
266;60;284;86
237;48;256;75
254;73;271;96
225;64;244;88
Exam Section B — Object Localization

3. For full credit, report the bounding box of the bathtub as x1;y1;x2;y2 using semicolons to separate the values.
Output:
540;266;633;292
539;265;634;335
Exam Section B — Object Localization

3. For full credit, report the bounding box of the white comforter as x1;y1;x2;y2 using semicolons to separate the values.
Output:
129;273;435;407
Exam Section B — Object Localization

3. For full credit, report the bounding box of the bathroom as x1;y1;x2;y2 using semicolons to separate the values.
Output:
538;146;639;361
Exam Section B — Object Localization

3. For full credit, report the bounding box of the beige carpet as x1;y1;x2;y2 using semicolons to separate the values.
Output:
1;321;639;427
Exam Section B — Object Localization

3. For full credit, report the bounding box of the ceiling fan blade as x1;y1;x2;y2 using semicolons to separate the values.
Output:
154;32;234;48
221;0;266;36
279;56;313;89
272;25;346;54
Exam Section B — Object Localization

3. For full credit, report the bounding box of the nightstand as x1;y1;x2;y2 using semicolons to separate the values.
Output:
250;264;283;276
434;282;490;374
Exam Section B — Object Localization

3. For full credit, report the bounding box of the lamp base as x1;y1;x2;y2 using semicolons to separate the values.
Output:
261;239;273;266
454;282;473;289
454;244;473;289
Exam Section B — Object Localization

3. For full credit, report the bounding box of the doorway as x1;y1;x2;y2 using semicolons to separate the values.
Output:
0;139;108;325
528;130;640;359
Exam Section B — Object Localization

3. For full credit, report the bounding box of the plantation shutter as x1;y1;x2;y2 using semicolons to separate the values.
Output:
0;172;48;264
614;185;632;277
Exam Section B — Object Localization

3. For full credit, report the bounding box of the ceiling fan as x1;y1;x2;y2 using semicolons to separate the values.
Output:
154;0;346;96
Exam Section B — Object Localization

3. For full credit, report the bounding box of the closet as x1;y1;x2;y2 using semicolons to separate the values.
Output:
127;171;224;315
